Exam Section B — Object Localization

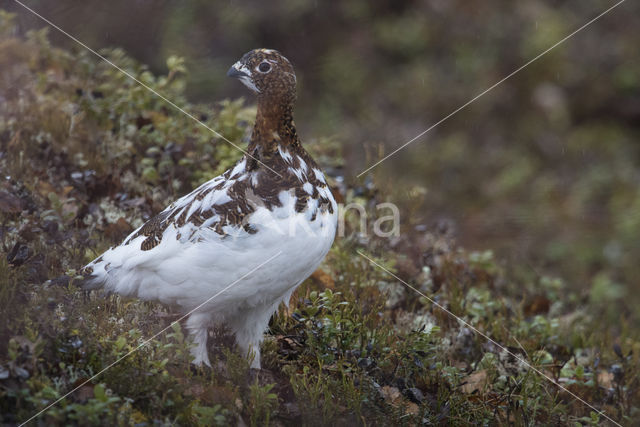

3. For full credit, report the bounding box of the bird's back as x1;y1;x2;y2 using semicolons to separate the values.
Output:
83;144;337;312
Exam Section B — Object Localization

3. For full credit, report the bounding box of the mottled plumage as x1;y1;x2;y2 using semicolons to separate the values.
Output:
83;49;337;368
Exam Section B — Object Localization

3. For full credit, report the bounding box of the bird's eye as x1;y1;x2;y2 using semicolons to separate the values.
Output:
257;62;271;73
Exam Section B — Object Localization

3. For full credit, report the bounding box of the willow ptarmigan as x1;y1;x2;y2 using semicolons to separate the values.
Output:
82;49;338;369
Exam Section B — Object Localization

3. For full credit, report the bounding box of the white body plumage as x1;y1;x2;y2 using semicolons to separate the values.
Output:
84;48;337;369
84;155;337;368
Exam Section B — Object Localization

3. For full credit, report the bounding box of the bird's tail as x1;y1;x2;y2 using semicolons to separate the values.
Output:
77;264;104;290
48;264;103;290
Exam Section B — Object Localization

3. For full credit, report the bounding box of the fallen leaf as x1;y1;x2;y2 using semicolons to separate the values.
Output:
37;180;56;197
11;336;38;355
149;110;168;125
461;370;489;394
74;384;95;402
380;386;402;404
451;360;469;371
104;217;133;240
405;402;420;415
61;186;74;197
330;185;345;204
395;257;420;280
185;383;205;397
598;370;614;388
524;295;551;316
311;268;334;289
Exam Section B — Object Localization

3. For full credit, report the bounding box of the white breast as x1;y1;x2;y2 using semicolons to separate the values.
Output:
85;188;338;317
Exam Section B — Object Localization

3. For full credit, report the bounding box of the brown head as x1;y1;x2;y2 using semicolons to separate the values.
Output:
228;49;300;150
227;49;297;106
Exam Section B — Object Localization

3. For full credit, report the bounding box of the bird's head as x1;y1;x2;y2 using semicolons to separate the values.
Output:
227;49;297;103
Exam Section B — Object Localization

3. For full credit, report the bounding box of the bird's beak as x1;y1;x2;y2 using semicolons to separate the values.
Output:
227;60;260;93
227;62;251;79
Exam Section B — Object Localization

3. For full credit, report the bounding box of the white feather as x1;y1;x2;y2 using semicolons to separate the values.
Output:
84;169;337;369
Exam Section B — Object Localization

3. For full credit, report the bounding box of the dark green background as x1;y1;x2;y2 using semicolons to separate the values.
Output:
8;0;640;311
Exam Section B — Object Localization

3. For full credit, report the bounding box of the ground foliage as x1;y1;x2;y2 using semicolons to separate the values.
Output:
1;14;639;426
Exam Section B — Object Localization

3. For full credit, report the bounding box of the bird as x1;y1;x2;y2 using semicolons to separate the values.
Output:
82;49;338;369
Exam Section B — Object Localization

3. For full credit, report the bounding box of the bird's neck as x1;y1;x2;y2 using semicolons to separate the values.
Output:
248;98;300;155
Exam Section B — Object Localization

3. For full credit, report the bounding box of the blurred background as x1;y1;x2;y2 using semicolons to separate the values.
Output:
6;0;640;309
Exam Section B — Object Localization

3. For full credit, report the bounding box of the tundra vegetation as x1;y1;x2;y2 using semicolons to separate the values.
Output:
0;12;638;426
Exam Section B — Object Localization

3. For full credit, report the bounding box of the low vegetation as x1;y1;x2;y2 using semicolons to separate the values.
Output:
1;14;638;425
